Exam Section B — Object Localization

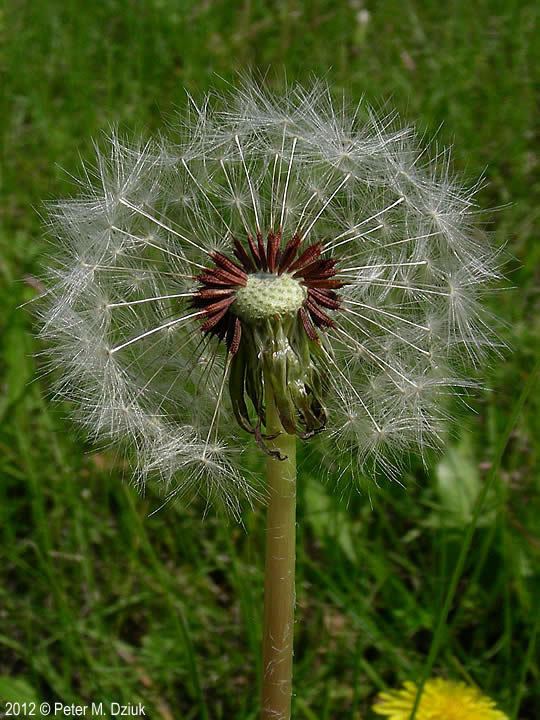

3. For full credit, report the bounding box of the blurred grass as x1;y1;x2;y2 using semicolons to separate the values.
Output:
1;1;539;718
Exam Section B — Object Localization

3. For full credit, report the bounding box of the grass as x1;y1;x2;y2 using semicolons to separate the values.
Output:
1;1;539;718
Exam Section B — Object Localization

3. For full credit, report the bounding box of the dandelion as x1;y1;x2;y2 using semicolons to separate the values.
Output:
37;80;499;719
373;678;508;720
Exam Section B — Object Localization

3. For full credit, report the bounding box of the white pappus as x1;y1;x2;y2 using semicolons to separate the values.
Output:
36;80;502;515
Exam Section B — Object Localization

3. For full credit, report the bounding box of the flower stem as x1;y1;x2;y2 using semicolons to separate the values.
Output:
260;387;297;720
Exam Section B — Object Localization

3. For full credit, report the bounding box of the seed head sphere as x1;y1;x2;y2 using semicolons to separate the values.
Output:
38;81;500;515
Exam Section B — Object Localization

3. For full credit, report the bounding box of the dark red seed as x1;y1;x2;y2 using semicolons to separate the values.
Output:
309;267;339;281
295;258;336;279
233;238;256;271
227;317;242;355
256;230;268;271
306;298;335;327
278;233;302;273
287;242;323;273
305;278;345;289
299;307;319;341
201;268;247;286
197;272;231;287
201;305;232;332
247;234;261;265
197;288;234;299
266;230;281;272
211;251;248;280
202;295;235;315
308;287;341;309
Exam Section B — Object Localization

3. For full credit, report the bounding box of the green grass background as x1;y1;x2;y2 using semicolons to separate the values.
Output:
1;1;539;718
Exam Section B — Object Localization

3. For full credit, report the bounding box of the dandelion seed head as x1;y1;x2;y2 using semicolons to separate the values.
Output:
37;80;500;511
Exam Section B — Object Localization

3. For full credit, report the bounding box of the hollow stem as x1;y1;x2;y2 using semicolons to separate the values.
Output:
260;387;297;720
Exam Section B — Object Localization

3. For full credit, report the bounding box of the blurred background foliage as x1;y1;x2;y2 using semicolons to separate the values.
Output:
1;1;538;718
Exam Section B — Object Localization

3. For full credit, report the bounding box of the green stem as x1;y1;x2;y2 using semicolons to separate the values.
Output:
260;387;297;720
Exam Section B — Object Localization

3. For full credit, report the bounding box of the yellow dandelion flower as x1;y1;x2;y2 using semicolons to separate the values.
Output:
373;678;508;720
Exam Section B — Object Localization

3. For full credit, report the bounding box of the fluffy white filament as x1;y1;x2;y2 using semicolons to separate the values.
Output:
37;81;500;512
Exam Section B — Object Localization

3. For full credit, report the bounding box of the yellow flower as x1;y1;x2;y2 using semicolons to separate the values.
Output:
373;679;508;720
